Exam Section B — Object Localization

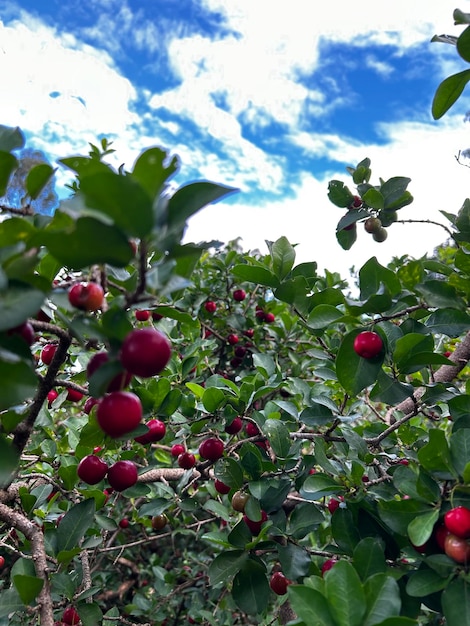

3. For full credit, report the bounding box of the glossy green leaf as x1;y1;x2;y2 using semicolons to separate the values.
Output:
232;560;269;615
0;151;18;196
425;308;470;337
13;574;44;605
377;499;435;536
406;568;449;598
209;551;250;587
457;25;470;62
289;502;325;538
263;418;291;458
269;236;296;280
0;588;24;617
336;223;357;250
0;357;38;413
325;560;366;626
288;585;336;626
131;146;179;199
328;180;354;207
25;163;55;199
370;369;414;405
167;181;237;227
359;257;401;299
336;330;384;395
202;387;226;412
80;172;153;238
214;457;244;489
442;578;470;626
432;70;470;119
278;543;312;580
56;498;96;553
75;602;102;626
450;428;470;477
300;473;344;500
407;508;439;546
0;125;25;151
231;264;280;288
363;574;401;626
307;304;343;329
363;187;384;210
331;507;361;555
353;537;386;581
417;429;456;477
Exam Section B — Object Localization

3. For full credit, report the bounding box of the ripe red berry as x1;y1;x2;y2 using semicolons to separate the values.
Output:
199;438;224;462
8;322;36;345
134;419;166;444
270;571;289;595
47;389;58;406
350;195;362;208
68;282;104;312
444;506;470;539
83;396;100;414
214;479;231;494
119;518;130;529
353;331;383;359
225;416;243;434
178;452;196;469
434;524;451;551
67;388;84;402
62;606;80;625
120;328;171;378
135;309;151;321
77;455;108;485
327;496;343;514
96;391;142;438
171;444;185;457
444;532;470;563
321;559;337;576
107;460;138;492
204;301;217;313
245;422;260;437
234;346;247;358
264;312;275;323
0;555;5;569
87;351;132;392
233;289;246;301
243;328;254;338
40;343;57;365
227;333;239;345
243;510;268;535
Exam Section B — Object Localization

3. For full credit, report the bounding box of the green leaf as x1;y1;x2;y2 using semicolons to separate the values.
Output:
442;578;470;626
214;457;244;489
167;181;237;227
336;223;357;250
0;125;25;151
202;387;226;412
289;502;325;538
252;353;277;378
328;180;354;207
450;429;470;477
80;172;153;238
325;560;367;626
0;588;24;617
406;568;449;598
353;537;386;581
288;585;336;626
380;177;411;209
263;419;291;458
307;305;343;329
363;574;401;626
417;429;456;477
0;151;18;196
0;282;45;332
76;601;103;626
12;575;44;605
457;25;470;62
407;508;439;546
331;508;361;555
278;543;312;580
25;163;55;200
232;559;269;615
56;498;96;553
425;308;470;337
336;330;384;395
231;264;280;288
269;236;296;280
359;257;401;299
370;370;414;405
363;188;384;210
131;147;178;199
432;70;470;119
39;215;134;269
0;358;38;414
377;499;435;536
300;473;344;500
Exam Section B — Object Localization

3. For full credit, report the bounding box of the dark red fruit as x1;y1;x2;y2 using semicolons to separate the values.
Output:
434;523;451;551
134;419;166;444
199;438;224;462
204;301;217;313
68;282;104;311
444;506;470;539
67;388;84;402
255;309;266;320
321;559;337;576
225;416;243;434
350;195;362;208
0;555;5;569
353;331;383;359
83;396;100;414
119;518;129;529
444;533;470;563
214;479;231;494
233;289;246;301
151;514;168;530
234;346;247;358
243;510;268;535
120;328;171;378
264;312;275;323
270;571;289;595
245;422;260;437
243;328;254;338
62;606;80;625
40;343;57;365
8;322;36;345
135;309;150;321
87;351;132;392
47;389;58;406
77;455;108;485
171;444;185;457
178;452;196;469
227;333;239;345
327;496;343;514
107;460;138;492
96;391;142;438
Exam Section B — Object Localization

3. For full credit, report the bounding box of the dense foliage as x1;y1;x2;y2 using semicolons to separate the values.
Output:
3;9;470;626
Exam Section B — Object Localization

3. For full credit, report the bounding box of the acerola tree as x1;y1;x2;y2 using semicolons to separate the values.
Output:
4;12;470;625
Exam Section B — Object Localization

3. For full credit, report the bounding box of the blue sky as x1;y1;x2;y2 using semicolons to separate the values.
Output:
2;0;470;276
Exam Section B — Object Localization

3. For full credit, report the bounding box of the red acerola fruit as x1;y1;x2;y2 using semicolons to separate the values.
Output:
0;555;5;569
135;309;151;321
134;419;166;444
264;312;275;324
270;571;289;595
68;282;104;312
62;606;81;625
40;343;57;365
77;454;108;485
199;438;224;462
444;533;470;563
233;289;246;302
255;309;266;321
119;518;130;529
353;331;383;359
8;322;36;345
321;559;337;576
83;396;100;415
87;351;132;392
178;452;196;469
350;195;363;208
227;333;239;345
171;444;185;457
327;496;343;514
67;388;84;402
225;416;243;435
243;510;268;535
245;422;260;437
107;460;138;492
434;523;451;551
444;506;470;539
204;301;217;313
96;391;142;438
47;389;58;406
243;328;254;338
214;479;231;495
120;328;171;378
234;346;247;358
